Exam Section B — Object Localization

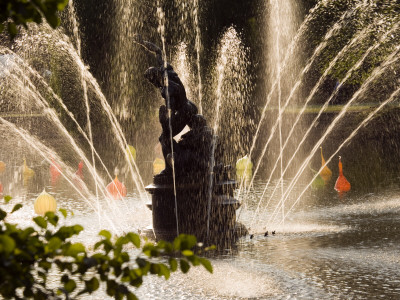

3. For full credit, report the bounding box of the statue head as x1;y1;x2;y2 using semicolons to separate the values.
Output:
144;67;163;88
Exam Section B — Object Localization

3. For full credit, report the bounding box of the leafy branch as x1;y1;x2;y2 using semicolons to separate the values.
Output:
0;0;69;38
0;196;214;299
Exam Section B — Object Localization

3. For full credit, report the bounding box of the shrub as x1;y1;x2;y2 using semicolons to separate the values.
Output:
0;196;213;299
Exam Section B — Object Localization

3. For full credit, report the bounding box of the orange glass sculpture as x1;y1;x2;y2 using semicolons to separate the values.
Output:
334;156;351;194
72;161;85;189
106;176;127;200
50;158;62;185
75;161;84;180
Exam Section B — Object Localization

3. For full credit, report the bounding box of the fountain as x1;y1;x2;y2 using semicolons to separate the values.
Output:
132;36;245;243
1;0;400;298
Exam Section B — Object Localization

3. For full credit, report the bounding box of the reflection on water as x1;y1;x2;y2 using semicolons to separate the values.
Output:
2;179;400;299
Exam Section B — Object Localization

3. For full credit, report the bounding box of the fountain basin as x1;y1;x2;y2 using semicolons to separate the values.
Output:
145;177;247;244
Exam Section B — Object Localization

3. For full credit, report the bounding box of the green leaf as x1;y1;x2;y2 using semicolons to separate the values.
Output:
199;257;213;273
61;274;69;283
0;235;16;254
4;195;12;203
94;240;104;250
136;257;148;269
73;224;83;234
55;226;75;240
158;264;170;279
181;250;194;257
57;0;69;11
127;292;139;300
64;279;76;293
33;216;48;229
205;245;216;251
115;236;129;247
11;203;23;213
92;253;107;262
99;230;111;240
65;243;85;257
173;236;181;250
85;277;99;292
180;234;197;250
169;258;178;272
127;232;140;248
142;244;159;257
45;212;59;226
150;263;160;275
23;287;34;298
0;209;7;221
101;239;114;254
180;260;190;274
106;280;117;296
187;255;200;266
47;237;62;251
156;240;173;252
38;271;47;280
21;227;35;239
39;260;52;271
174;234;197;250
129;268;140;279
59;208;67;218
119;252;130;263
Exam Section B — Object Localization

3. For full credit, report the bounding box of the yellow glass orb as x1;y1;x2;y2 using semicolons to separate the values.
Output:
153;158;165;175
0;161;6;174
236;155;253;180
34;190;57;215
126;145;136;161
320;148;332;184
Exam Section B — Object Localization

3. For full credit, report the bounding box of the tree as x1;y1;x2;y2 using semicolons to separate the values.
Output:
0;0;68;38
0;196;213;299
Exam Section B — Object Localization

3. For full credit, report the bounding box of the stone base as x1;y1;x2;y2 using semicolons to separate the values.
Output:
145;176;246;246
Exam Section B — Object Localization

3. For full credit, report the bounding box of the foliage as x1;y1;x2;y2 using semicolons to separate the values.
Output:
0;0;69;38
304;0;400;87
0;196;213;299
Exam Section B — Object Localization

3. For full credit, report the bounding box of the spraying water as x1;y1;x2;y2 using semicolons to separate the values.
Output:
268;45;400;226
248;23;373;228
66;0;81;56
206;27;249;237
193;0;203;114
157;2;180;236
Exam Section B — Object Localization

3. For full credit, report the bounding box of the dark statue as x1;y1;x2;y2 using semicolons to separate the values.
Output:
134;35;212;180
135;36;246;244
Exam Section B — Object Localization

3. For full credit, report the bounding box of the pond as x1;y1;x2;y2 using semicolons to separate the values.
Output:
4;178;400;299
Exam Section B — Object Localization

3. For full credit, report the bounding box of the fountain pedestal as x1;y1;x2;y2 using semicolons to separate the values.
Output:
145;172;246;244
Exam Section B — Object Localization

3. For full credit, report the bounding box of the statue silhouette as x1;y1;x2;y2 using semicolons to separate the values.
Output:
134;36;205;178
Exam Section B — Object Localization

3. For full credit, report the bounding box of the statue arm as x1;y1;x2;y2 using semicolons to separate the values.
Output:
169;111;189;136
160;103;195;137
169;100;198;136
133;34;163;66
159;107;187;137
